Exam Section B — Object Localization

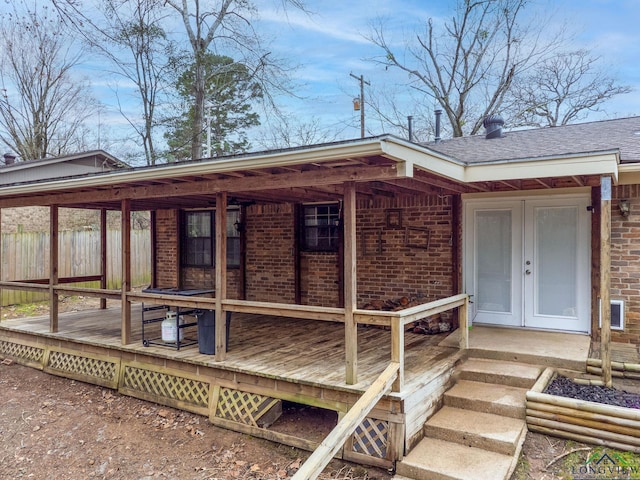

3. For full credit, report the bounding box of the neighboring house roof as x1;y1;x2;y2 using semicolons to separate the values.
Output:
0;150;128;186
425;116;640;165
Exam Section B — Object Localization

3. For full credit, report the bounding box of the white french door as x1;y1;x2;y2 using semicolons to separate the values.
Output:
464;195;591;333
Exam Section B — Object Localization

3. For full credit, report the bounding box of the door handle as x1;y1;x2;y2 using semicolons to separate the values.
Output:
525;269;531;275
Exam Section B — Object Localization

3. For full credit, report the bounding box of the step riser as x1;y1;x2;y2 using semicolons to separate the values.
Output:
457;370;536;389
467;349;585;372
395;464;457;480
423;423;524;456
444;394;525;419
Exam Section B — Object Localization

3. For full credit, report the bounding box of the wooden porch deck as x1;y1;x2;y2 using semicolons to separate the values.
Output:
0;303;460;396
0;305;597;470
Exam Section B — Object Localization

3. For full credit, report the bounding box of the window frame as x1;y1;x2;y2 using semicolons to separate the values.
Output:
300;202;341;252
180;208;241;268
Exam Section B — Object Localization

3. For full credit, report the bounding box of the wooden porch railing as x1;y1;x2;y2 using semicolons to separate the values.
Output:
0;282;469;391
291;362;399;480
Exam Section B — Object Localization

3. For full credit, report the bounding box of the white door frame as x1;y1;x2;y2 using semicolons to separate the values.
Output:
463;193;591;333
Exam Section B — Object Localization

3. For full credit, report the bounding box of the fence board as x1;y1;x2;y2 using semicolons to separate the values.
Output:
1;230;151;306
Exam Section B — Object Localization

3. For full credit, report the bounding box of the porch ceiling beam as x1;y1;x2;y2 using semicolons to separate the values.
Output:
534;178;554;189
498;180;521;190
386;176;469;195
0;164;404;209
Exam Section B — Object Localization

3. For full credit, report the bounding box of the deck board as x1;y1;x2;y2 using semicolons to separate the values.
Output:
0;304;458;395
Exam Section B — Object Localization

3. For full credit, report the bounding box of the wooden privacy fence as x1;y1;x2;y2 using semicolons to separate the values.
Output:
1;230;151;306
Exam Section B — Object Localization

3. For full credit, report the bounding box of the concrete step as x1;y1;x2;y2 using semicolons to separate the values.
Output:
395;437;515;480
423;406;526;456
444;380;528;419
457;358;542;389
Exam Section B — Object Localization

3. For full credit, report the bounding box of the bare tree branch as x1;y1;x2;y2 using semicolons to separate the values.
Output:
367;0;564;137
506;49;633;127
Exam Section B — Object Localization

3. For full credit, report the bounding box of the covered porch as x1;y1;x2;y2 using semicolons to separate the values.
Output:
0;135;621;472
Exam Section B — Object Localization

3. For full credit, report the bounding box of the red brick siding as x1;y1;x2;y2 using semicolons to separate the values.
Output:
155;209;179;288
153;197;456;311
301;252;340;306
356;196;454;307
244;204;296;303
610;185;640;344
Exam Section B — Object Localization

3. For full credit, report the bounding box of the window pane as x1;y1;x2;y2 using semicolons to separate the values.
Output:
187;212;211;238
476;210;512;313
183;211;213;266
303;204;339;251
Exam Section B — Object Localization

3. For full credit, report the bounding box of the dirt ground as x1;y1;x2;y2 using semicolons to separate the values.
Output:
1;297;639;479
0;362;391;480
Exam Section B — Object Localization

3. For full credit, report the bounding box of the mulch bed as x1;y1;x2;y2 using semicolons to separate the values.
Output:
544;376;640;409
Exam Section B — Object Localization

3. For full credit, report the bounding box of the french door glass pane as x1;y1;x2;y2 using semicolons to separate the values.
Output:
476;210;512;313
536;207;577;316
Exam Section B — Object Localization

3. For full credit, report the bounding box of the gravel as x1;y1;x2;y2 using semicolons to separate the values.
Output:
544;376;640;409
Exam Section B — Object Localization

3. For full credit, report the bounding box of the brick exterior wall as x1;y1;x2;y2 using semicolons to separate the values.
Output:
245;204;296;303
154;196;456;310
300;252;340;306
610;185;640;344
155;209;179;288
356;196;454;307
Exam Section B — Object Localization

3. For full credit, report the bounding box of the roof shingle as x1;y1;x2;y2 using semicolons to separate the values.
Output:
424;116;640;164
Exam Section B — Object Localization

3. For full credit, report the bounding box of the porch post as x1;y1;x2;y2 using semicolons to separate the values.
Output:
50;205;59;333
121;199;132;345
600;177;612;387
215;192;228;361
344;182;358;385
100;208;107;310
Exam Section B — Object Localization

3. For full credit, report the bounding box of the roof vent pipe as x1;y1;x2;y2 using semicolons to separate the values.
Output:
407;115;413;142
483;114;504;139
3;153;16;165
434;109;442;143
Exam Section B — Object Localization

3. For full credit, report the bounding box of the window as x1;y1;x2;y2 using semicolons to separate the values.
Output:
302;203;340;251
181;209;241;267
183;211;213;266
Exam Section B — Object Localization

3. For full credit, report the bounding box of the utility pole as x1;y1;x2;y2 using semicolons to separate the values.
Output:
350;73;370;138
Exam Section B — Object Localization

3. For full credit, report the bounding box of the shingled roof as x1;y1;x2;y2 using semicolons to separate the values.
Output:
425;116;640;165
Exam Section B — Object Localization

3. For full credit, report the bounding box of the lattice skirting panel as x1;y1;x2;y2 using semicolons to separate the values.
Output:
214;387;281;428
119;362;211;416
0;339;45;368
44;349;120;389
352;417;389;459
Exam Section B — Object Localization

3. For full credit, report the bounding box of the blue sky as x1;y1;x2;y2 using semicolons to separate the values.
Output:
9;0;638;159
250;0;640;140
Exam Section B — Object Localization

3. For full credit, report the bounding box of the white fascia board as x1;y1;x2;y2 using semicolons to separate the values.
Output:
464;152;619;183
0;139;396;198
616;163;640;185
380;138;466;181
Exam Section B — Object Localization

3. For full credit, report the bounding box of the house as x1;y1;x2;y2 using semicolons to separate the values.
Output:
0;116;638;475
0;150;128;232
0;149;127;185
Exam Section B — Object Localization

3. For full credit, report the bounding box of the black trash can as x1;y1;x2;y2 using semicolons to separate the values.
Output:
198;310;216;354
197;310;232;355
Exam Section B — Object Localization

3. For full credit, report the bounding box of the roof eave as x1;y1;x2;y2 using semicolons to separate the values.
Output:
464;151;620;184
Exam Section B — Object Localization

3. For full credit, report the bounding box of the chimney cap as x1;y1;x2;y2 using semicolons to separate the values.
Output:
3;152;16;165
483;114;504;139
